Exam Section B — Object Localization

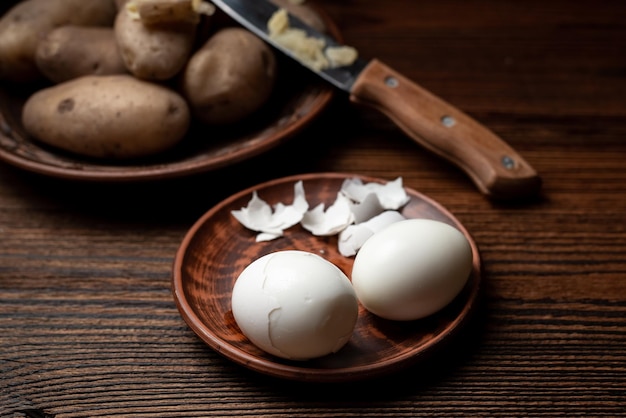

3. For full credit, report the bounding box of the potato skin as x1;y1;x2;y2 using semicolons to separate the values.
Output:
22;75;190;159
36;26;127;83
0;0;117;83
114;7;197;80
181;27;277;125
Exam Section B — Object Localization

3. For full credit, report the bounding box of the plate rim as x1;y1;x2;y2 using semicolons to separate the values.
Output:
171;172;482;382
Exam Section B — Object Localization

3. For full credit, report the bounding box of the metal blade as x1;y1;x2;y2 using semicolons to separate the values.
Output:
210;0;368;92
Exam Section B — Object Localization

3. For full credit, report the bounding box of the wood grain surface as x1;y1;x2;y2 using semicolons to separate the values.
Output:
1;0;625;416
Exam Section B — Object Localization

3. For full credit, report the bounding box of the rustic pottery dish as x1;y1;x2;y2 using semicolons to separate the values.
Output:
172;172;482;382
0;9;339;182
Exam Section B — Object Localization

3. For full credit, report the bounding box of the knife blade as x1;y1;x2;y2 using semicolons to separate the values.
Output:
211;0;542;199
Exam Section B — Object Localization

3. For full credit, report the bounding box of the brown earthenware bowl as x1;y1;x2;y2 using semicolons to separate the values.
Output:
0;9;339;182
172;173;482;382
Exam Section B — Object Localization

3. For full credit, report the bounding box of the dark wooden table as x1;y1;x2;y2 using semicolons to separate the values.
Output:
2;0;625;416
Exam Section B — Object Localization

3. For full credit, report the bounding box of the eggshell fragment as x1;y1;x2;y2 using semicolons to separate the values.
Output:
301;192;354;236
351;219;473;321
300;177;409;238
231;180;308;241
230;177;411;253
231;250;359;360
348;193;385;224
340;177;410;210
338;210;406;257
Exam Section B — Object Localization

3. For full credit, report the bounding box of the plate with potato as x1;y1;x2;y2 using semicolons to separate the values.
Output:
0;0;337;181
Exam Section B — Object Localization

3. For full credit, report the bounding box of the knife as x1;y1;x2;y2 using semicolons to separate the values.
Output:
210;0;542;199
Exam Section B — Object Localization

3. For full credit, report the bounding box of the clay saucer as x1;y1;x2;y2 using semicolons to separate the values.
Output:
172;172;482;382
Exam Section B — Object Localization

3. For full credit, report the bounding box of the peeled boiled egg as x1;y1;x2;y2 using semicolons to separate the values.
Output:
231;250;358;360
351;219;473;321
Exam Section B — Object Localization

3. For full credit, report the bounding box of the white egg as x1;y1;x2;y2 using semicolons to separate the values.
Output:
351;219;473;321
231;250;359;360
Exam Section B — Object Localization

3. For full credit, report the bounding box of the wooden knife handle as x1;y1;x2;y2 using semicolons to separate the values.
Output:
350;59;541;199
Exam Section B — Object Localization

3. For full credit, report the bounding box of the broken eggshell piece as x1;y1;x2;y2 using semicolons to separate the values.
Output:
231;180;308;241
230;177;410;255
301;192;354;236
338;210;407;257
341;177;410;210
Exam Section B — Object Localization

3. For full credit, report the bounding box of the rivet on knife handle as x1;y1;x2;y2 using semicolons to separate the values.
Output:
350;59;542;199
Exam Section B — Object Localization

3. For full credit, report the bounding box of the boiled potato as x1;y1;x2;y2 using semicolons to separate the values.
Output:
0;0;117;83
35;26;127;83
125;0;215;25
22;75;190;159
114;6;198;80
181;27;277;125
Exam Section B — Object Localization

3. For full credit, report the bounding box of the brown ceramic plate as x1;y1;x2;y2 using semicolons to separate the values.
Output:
0;12;339;182
172;172;482;382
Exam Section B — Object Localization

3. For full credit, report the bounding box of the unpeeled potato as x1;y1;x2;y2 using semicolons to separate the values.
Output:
0;0;117;83
22;75;190;159
181;27;278;125
35;26;128;83
114;5;198;80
